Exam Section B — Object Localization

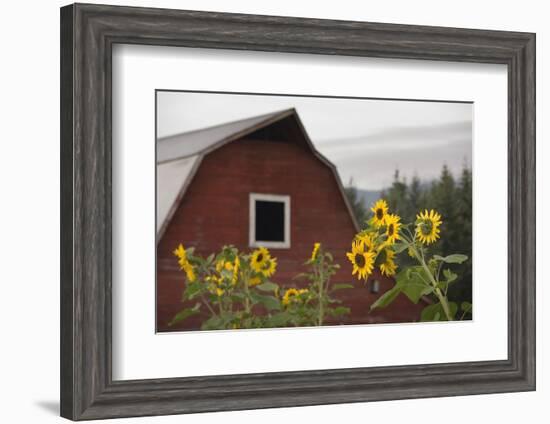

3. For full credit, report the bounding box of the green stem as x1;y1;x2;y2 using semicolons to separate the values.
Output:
317;264;324;326
243;269;251;314
436;261;443;282
218;293;224;315
434;288;452;321
201;293;216;316
403;228;415;242
396;225;453;321
413;245;453;321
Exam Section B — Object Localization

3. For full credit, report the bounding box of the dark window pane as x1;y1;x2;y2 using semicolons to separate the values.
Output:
255;200;285;242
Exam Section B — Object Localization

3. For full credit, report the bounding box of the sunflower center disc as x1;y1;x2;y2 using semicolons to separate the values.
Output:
421;220;433;236
355;254;366;267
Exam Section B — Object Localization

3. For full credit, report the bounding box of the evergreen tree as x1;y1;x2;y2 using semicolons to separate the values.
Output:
447;166;473;303
382;164;472;305
408;174;424;219
344;177;368;226
345;165;472;305
430;164;457;254
383;170;412;220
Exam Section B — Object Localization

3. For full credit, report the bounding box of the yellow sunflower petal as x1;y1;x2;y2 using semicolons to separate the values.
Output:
251;247;270;273
346;240;375;281
415;209;443;245
370;199;389;227
384;214;402;244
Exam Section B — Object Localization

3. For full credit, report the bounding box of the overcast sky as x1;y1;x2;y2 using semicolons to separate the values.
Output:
157;91;472;191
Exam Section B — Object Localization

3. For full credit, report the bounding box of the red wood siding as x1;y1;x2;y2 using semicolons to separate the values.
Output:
157;137;424;331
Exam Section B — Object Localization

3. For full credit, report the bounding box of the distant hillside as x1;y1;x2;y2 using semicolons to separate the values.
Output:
356;189;382;210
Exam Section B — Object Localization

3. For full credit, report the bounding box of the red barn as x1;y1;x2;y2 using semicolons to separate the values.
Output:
156;109;425;331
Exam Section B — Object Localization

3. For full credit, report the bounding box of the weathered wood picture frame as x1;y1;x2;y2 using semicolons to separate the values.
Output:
60;3;536;420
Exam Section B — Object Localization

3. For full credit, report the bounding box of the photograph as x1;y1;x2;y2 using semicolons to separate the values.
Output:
155;91;473;332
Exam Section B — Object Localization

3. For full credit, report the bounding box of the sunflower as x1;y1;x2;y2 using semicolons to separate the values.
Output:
183;264;196;282
206;275;224;296
251;247;270;273
346;240;375;280
415;209;442;245
215;258;239;285
384;214;402;244
371;199;389;227
248;276;262;287
215;259;228;273
232;256;240;285
173;244;187;261
173;244;196;282
282;288;299;306
378;248;397;277
260;257;277;278
356;231;377;253
282;288;309;306
310;242;321;261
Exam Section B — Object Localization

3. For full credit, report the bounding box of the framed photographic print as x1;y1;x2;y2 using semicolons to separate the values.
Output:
60;3;536;420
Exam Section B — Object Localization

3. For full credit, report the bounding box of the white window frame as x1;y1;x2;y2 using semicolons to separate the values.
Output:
249;193;291;249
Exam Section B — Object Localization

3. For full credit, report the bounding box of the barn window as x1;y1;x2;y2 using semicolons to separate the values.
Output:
249;193;290;249
370;280;380;294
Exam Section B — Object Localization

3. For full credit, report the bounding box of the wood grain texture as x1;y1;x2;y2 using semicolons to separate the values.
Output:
60;4;74;419
60;3;536;420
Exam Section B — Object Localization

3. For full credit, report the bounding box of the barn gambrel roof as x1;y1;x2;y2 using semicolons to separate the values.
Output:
157;108;359;239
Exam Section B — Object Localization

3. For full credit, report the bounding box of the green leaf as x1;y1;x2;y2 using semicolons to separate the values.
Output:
433;254;468;264
435;269;457;292
250;292;281;311
168;303;201;326
395;268;433;304
461;301;472;313
183;282;203;300
443;268;458;284
370;284;402;310
330;306;351;317
266;312;291;327
201;315;224;330
404;266;427;280
201;311;238;330
436;281;449;291
255;281;279;292
220;269;233;279
420;303;442;322
330;283;354;292
393;242;409;254
420;302;458;322
401;280;433;304
230;292;246;302
448;302;458;319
